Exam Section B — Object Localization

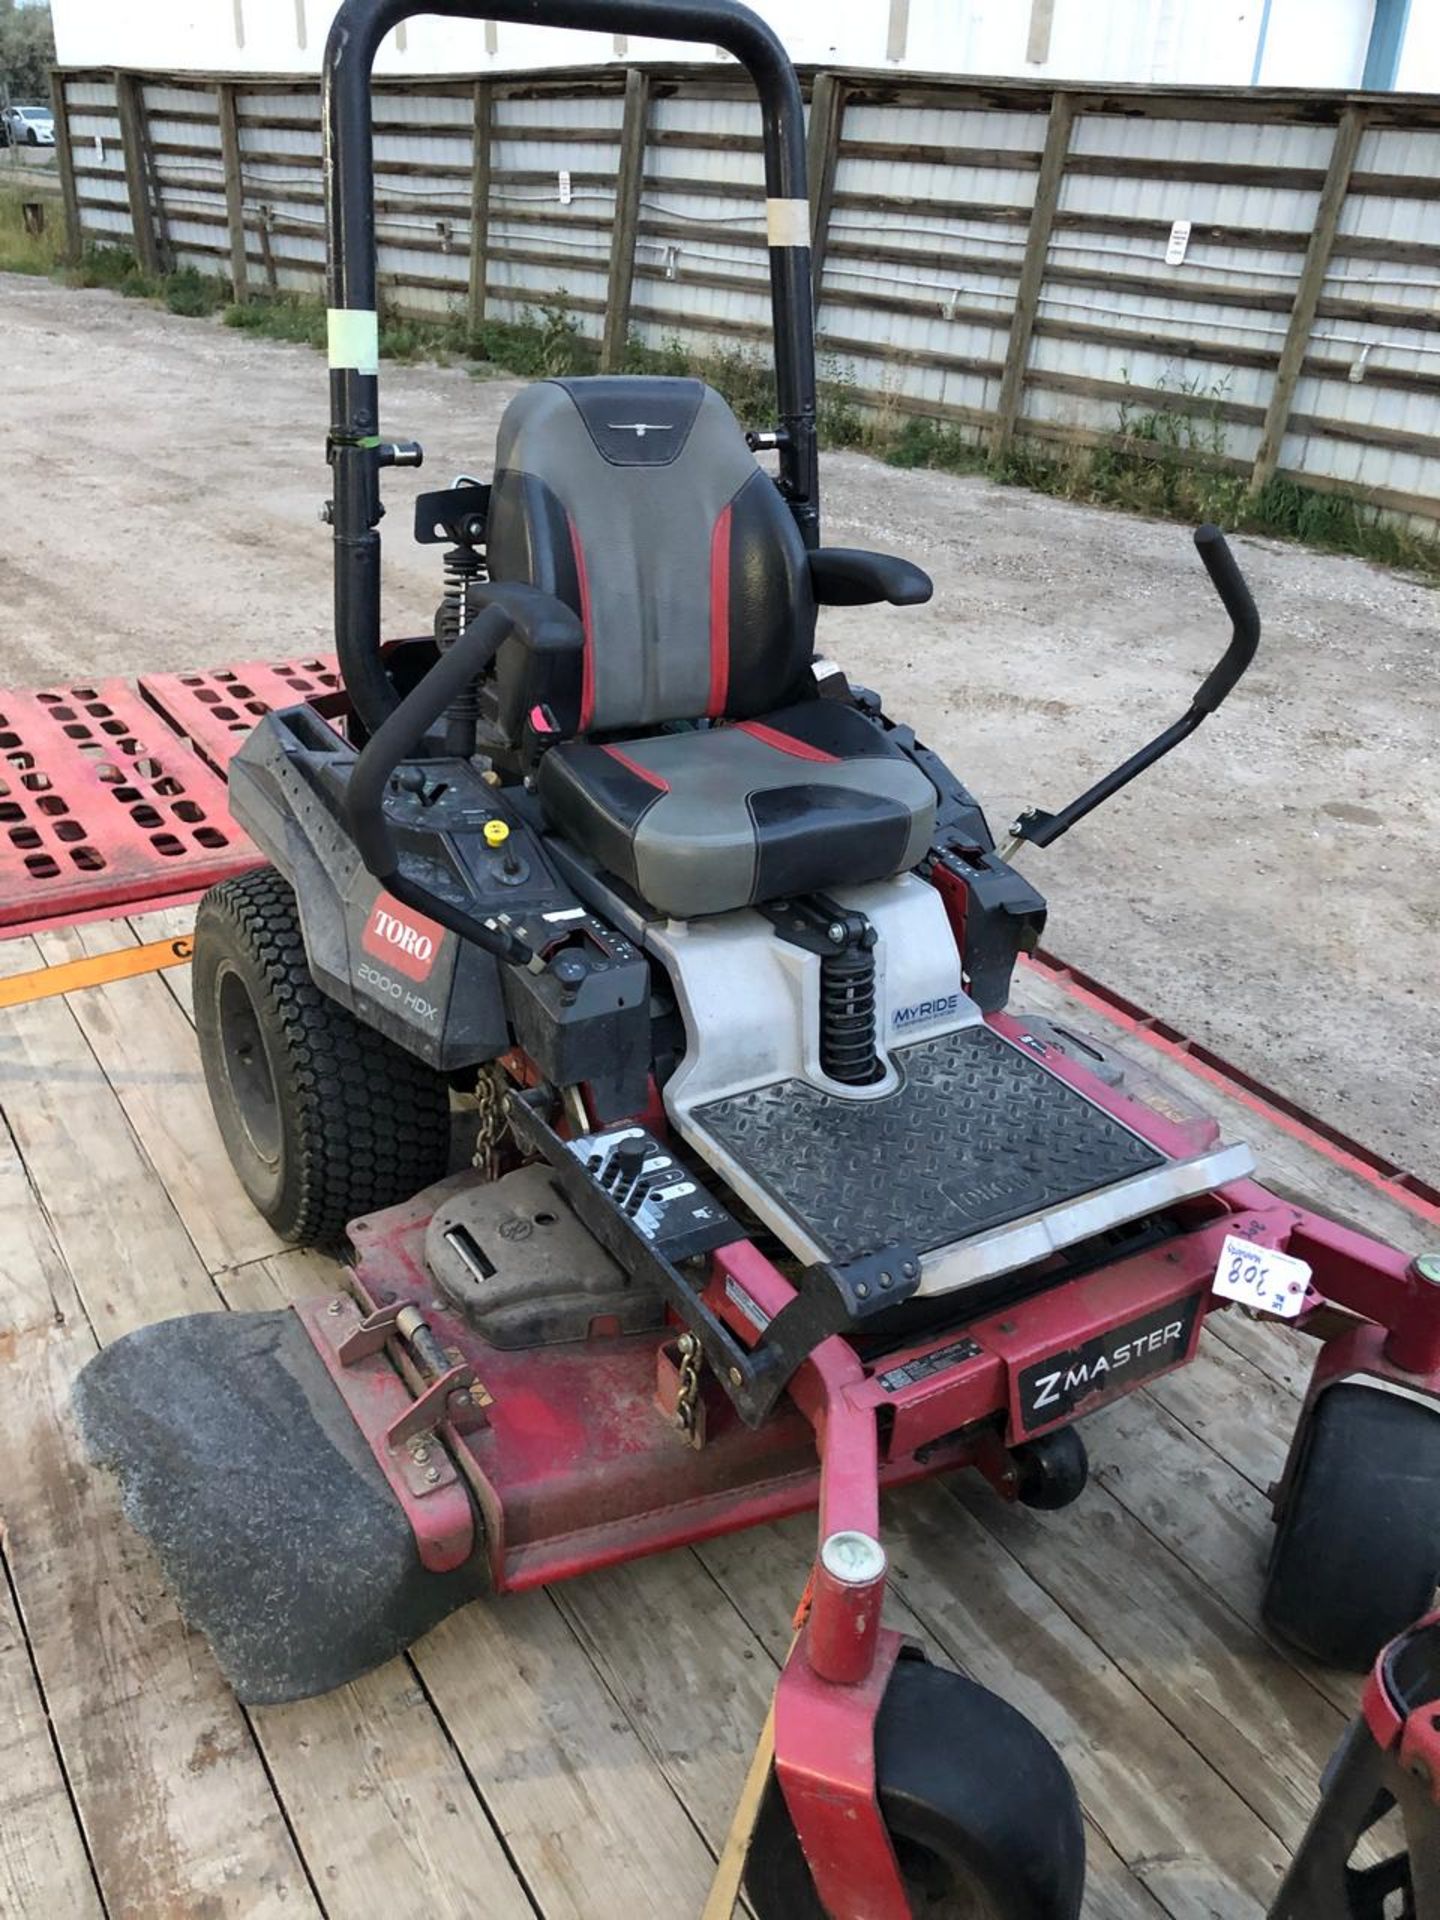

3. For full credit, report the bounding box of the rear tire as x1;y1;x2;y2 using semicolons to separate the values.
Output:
1263;1382;1440;1671
194;866;451;1245
743;1658;1085;1919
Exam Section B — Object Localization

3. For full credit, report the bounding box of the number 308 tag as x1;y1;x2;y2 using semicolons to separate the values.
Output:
1213;1234;1313;1318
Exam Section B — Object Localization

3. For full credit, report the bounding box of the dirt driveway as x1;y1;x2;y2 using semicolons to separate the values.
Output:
3;270;1436;1177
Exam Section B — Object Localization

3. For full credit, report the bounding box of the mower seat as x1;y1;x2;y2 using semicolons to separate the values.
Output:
537;701;935;919
485;374;938;918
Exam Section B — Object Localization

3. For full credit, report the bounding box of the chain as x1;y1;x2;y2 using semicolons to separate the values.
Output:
472;1062;509;1178
674;1331;703;1441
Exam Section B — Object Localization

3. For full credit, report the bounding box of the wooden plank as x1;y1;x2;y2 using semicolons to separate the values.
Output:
0;1565;104;1920
0;1188;315;1914
218;1256;539;1920
33;918;283;1274
602;69;651;374
1250;105;1367;494
0;989;221;1338
215;81;250;301
467;79;492;333
992;92;1074;460
114;70;163;277
1087;1387;1357;1721
805;71;846;299
49;70;83;266
943;1466;1348;1855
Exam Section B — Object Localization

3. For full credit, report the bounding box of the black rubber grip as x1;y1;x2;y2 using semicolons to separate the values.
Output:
1191;524;1261;715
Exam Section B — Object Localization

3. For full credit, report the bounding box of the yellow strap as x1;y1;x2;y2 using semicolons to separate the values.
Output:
701;1689;780;1920
0;934;194;1009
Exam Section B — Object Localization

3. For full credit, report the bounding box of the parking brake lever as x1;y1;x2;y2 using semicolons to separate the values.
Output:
1002;524;1261;859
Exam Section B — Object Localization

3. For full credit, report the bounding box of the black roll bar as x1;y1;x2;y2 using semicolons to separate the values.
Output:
323;0;820;737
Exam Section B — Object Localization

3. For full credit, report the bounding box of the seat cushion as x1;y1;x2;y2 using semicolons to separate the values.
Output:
536;700;938;919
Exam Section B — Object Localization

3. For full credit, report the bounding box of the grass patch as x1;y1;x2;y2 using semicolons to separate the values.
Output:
0;182;64;275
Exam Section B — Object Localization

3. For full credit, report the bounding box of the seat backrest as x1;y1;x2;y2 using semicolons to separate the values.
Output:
486;376;816;733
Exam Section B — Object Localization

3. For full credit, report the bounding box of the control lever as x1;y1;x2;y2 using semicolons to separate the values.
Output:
1003;524;1260;858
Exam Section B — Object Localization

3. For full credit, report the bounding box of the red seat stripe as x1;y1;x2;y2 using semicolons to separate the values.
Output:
601;744;670;791
735;720;841;763
568;513;596;730
707;503;733;717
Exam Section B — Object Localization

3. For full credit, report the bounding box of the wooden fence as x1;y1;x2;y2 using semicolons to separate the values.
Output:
51;62;1440;529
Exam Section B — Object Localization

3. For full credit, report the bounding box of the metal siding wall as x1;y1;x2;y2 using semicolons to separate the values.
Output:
487;92;624;334
65;76;132;249
53;65;1440;528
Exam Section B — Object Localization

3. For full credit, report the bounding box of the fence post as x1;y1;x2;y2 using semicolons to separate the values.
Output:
114;70;163;277
49;68;81;264
1249;103;1366;496
467;79;492;333
805;70;845;302
602;67;650;373
216;81;249;302
991;90;1073;460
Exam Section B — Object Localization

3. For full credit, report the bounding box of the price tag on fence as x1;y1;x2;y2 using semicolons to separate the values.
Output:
1212;1234;1312;1318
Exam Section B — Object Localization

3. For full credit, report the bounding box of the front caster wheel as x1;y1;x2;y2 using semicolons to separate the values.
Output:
743;1657;1085;1919
1263;1382;1440;1672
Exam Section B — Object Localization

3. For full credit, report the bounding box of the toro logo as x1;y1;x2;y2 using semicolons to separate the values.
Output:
361;893;444;983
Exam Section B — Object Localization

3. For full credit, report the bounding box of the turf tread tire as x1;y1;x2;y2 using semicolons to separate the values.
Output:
195;866;451;1246
1263;1381;1440;1672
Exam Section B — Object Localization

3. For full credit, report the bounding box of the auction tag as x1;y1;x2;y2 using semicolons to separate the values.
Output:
1213;1234;1312;1318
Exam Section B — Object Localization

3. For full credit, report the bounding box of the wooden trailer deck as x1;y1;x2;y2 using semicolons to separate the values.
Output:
0;905;1430;1920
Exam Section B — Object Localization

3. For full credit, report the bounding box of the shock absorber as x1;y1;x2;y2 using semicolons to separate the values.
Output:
820;921;882;1085
436;541;488;757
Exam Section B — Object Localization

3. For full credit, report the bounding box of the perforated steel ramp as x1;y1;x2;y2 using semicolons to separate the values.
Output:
0;680;257;932
691;1026;1166;1267
139;656;341;774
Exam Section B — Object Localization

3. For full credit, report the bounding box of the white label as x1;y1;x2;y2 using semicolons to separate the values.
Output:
766;197;811;248
326;307;379;374
1213;1234;1312;1319
1165;219;1192;266
559;168;573;205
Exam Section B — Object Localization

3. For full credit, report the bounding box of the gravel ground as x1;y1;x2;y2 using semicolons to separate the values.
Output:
4;271;1436;1177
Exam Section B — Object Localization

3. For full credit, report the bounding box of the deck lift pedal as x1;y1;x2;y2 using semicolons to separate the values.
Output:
76;3;1440;1914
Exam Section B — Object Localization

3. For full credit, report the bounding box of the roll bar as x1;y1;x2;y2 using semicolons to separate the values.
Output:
322;0;820;738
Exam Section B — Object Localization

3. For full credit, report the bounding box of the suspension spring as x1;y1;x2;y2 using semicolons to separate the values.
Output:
820;934;883;1085
438;543;488;755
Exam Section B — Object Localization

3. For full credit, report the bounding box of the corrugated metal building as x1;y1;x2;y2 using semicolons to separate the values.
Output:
49;0;1440;90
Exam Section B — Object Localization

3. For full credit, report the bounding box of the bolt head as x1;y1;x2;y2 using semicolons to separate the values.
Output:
855;1281;869;1299
879;1271;893;1289
827;921;847;944
326;1298;343;1315
424;1465;440;1484
1415;1254;1440;1287
728;1366;743;1387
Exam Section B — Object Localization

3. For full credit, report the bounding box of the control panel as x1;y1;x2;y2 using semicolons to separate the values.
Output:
567;1125;740;1263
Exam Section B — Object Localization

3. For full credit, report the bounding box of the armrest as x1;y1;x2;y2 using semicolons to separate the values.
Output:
808;547;933;608
473;581;586;743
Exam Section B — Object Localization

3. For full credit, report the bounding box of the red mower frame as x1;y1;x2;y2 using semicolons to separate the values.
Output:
295;989;1440;1920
